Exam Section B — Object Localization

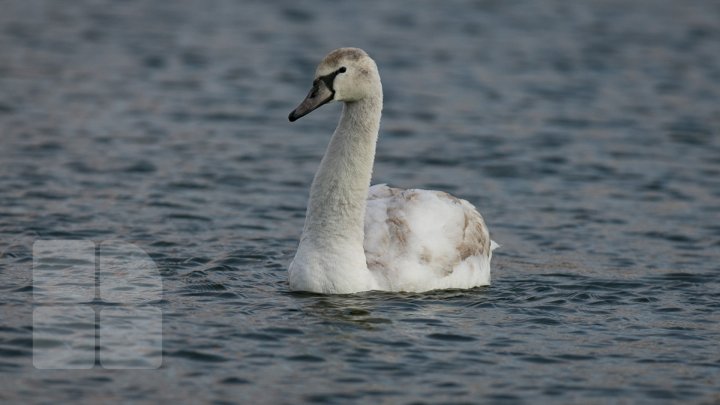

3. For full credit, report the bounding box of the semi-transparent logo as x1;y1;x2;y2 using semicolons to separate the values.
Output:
33;240;162;369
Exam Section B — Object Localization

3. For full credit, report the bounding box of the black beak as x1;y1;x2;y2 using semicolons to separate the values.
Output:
288;79;334;122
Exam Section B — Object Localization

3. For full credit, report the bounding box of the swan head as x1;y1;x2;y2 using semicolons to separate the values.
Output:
289;47;381;122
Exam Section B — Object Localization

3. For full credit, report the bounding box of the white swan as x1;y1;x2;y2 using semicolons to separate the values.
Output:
288;48;497;294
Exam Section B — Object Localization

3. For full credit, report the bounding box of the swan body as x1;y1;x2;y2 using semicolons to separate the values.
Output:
288;48;497;294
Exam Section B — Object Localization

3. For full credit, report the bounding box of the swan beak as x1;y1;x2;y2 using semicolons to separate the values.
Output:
288;80;334;122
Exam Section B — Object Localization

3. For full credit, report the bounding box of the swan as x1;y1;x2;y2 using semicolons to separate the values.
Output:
287;47;497;294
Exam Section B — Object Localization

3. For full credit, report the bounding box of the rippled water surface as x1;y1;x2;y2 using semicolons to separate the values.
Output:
2;0;720;403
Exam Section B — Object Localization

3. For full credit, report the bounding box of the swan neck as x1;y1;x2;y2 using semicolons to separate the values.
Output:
303;95;383;246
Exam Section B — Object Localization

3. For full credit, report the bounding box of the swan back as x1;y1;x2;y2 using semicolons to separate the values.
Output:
364;185;494;291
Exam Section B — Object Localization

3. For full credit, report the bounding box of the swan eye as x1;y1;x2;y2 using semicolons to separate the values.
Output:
338;66;347;73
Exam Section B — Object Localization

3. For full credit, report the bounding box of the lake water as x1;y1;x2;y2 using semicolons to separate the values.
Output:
1;0;719;403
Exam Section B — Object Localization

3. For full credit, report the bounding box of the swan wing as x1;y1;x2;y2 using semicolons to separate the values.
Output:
364;184;495;291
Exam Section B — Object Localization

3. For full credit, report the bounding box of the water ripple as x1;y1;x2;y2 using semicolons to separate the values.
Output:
1;0;720;403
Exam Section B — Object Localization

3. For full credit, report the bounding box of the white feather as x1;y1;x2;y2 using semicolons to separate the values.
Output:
364;185;494;292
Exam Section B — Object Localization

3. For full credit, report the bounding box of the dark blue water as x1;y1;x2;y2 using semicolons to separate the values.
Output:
1;0;719;403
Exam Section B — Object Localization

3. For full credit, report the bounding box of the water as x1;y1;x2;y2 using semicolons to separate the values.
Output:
1;0;719;403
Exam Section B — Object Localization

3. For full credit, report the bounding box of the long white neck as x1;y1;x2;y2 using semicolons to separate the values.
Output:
302;94;383;248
